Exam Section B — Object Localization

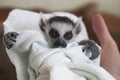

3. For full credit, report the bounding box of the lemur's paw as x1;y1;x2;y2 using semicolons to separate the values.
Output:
79;40;100;60
3;32;18;49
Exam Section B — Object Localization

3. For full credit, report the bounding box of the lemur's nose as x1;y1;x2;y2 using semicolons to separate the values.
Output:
59;40;67;47
54;39;67;47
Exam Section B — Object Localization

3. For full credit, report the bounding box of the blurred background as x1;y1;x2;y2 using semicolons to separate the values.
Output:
0;0;120;80
0;0;120;16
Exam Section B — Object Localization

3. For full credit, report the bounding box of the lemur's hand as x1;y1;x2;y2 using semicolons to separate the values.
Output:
4;32;18;49
79;40;100;60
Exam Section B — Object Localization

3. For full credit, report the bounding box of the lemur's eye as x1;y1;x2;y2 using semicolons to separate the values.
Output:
64;31;73;40
49;29;59;39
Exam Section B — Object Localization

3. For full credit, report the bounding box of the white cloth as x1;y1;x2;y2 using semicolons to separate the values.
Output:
3;9;116;80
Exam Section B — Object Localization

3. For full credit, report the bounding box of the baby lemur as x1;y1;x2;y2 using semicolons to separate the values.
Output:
3;12;100;60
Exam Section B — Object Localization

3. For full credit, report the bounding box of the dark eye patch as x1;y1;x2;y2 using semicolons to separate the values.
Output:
49;29;59;39
64;31;73;40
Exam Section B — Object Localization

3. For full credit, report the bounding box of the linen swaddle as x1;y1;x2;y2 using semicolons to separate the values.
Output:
3;9;115;80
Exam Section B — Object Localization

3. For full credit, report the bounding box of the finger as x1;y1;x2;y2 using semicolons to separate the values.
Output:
92;13;114;46
92;13;120;69
92;13;119;54
92;14;120;79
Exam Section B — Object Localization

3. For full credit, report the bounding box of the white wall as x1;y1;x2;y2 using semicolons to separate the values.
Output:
98;0;120;17
0;0;120;16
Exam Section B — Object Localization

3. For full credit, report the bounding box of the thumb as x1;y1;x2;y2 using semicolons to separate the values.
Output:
92;13;114;46
92;14;120;79
92;13;119;53
92;13;119;56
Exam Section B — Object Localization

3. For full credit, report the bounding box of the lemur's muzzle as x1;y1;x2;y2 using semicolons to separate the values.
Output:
54;39;67;48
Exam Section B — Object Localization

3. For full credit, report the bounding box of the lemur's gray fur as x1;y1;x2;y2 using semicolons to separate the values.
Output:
4;32;18;49
3;15;100;60
79;40;100;60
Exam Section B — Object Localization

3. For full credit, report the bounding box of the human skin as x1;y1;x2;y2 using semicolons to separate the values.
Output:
92;13;120;80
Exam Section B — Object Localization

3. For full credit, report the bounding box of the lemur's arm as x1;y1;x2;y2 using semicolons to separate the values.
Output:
3;31;48;52
79;40;100;60
4;32;18;49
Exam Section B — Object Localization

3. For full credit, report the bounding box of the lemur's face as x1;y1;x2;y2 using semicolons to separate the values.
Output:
40;16;81;48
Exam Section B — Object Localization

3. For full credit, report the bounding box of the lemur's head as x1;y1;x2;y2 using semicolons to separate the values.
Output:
39;13;81;48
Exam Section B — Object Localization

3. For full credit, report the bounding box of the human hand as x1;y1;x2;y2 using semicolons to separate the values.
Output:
92;13;120;80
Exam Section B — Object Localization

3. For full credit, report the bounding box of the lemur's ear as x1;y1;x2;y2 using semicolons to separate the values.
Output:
39;12;49;32
74;17;82;34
